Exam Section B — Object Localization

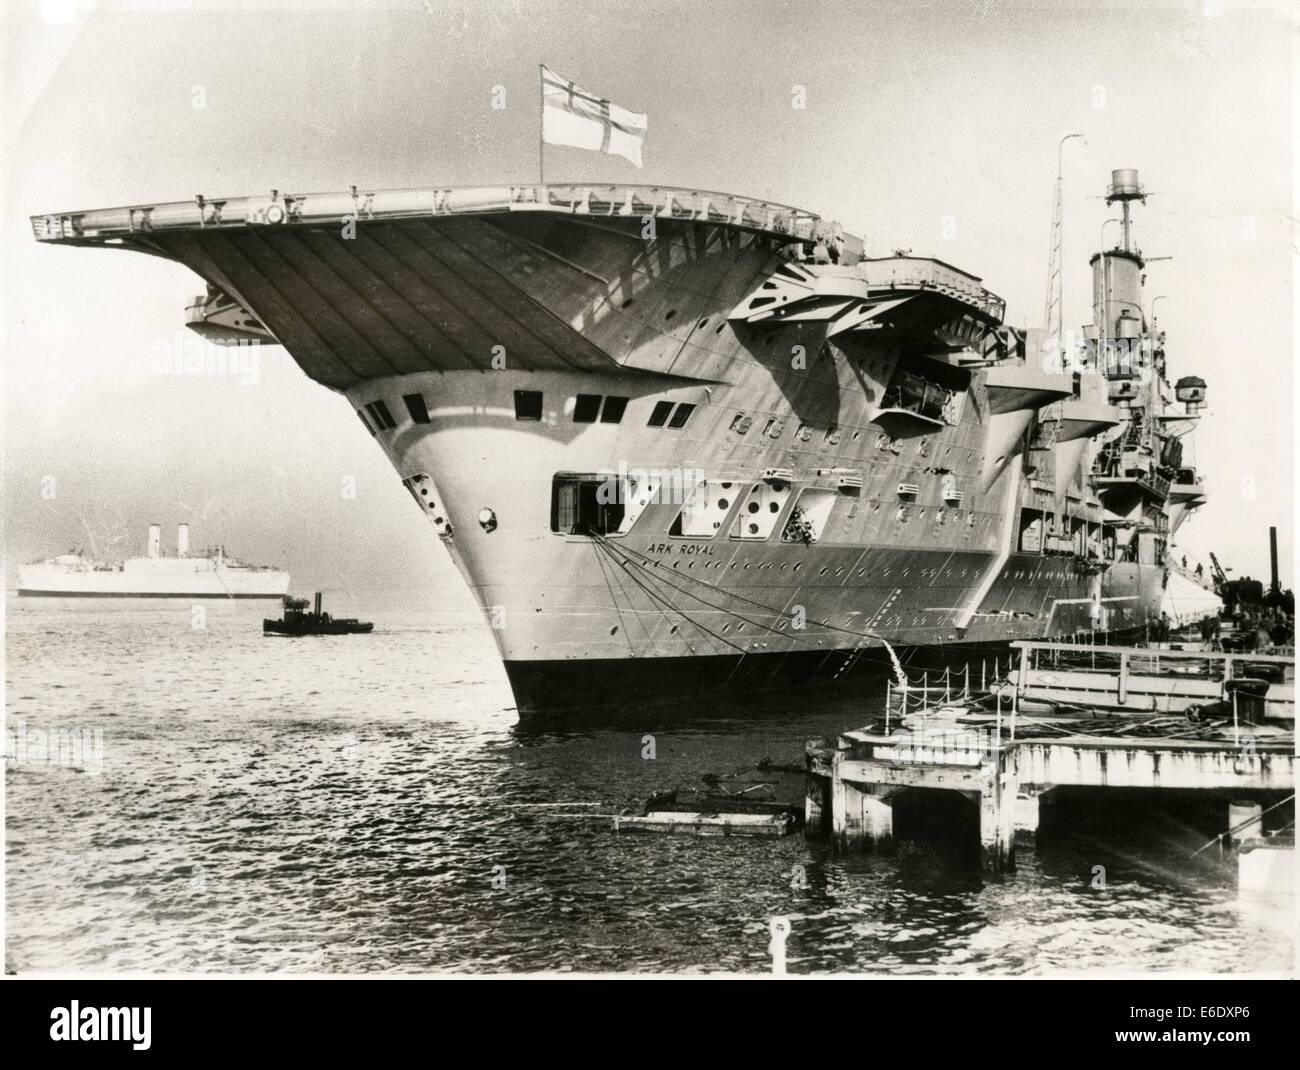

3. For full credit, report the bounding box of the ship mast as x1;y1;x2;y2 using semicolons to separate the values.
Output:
1043;133;1083;342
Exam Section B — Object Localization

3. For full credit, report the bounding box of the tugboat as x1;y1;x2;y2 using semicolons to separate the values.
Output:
263;592;373;636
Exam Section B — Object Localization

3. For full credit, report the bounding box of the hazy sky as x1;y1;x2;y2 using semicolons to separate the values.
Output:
3;0;1294;600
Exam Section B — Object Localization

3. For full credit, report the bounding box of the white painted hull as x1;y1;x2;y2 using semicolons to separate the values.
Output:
17;561;289;598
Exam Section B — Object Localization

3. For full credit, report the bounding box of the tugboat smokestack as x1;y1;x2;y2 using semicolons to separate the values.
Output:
147;524;161;560
177;523;189;557
315;591;322;616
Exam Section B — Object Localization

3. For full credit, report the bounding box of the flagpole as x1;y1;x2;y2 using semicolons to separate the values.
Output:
538;62;545;187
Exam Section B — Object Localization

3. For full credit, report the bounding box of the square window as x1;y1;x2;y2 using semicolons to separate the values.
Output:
647;400;674;427
667;403;696;429
600;395;629;424
514;389;543;421
573;393;602;423
403;393;431;424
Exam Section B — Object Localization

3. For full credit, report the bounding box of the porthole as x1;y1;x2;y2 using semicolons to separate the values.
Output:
665;309;677;321
697;318;708;330
610;626;619;635
819;567;829;576
793;563;803;572
718;498;730;509
670;625;679;634
622;298;634;309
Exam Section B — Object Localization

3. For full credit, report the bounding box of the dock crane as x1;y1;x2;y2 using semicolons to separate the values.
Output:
1209;552;1230;591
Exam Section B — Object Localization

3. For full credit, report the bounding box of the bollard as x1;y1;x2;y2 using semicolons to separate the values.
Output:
769;917;790;975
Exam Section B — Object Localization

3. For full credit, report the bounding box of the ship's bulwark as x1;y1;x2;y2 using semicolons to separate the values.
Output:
32;183;1188;715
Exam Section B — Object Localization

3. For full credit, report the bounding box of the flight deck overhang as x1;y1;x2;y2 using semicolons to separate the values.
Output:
33;182;863;389
33;183;855;253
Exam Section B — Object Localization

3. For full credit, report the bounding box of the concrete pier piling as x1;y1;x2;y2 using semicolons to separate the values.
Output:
808;719;1020;870
807;643;1295;873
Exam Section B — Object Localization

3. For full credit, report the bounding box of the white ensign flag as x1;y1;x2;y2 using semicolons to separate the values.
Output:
541;66;646;168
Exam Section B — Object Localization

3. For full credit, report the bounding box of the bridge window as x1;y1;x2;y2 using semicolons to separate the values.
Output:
667;403;696;429
403;393;431;424
365;399;396;430
514;389;543;421
573;393;602;422
551;474;624;536
647;400;674;427
600;396;629;423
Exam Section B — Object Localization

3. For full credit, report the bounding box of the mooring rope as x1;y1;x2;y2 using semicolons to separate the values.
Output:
1189;794;1295;858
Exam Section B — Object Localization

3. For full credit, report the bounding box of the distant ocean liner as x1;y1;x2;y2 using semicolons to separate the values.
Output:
32;169;1207;711
18;523;289;599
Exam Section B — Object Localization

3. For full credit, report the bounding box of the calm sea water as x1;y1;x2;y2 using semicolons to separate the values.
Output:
5;596;1293;974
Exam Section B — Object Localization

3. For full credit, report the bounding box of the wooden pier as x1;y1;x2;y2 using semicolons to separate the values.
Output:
806;644;1295;872
1006;641;1294;719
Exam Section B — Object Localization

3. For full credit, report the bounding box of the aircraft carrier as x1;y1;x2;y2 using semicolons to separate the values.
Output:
31;169;1208;712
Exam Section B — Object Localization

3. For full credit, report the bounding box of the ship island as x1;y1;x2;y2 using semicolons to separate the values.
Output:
31;168;1209;713
18;523;289;599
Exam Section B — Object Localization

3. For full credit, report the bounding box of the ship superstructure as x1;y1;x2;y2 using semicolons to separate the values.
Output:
31;170;1207;710
17;523;289;598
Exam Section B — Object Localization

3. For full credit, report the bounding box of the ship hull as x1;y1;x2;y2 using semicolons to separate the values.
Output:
16;563;290;598
18;589;285;599
29;182;1186;717
344;365;1161;715
500;633;1160;716
263;622;374;634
